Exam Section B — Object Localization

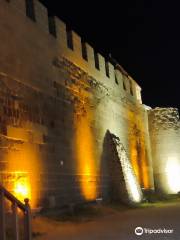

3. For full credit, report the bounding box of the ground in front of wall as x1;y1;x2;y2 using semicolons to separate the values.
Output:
32;200;180;240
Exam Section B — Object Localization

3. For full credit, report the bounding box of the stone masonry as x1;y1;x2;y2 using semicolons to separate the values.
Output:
0;0;179;208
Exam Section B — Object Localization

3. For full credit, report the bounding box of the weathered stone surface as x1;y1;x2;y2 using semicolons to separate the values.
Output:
102;131;143;204
149;107;180;131
148;108;180;194
2;0;179;208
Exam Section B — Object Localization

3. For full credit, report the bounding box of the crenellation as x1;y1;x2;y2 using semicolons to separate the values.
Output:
105;60;110;78
81;40;88;61
94;51;100;70
48;15;57;37
130;78;138;100
1;0;170;208
114;69;122;85
86;43;96;69
98;54;106;76
2;0;141;104
34;0;49;33
25;0;36;22
135;84;142;103
71;31;82;56
122;74;127;91
125;77;131;95
54;17;66;45
108;62;115;81
66;26;74;50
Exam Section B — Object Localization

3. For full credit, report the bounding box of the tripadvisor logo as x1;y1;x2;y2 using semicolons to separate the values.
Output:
135;227;143;236
135;227;174;236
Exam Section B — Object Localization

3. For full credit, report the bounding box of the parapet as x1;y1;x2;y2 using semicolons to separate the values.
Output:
3;0;142;103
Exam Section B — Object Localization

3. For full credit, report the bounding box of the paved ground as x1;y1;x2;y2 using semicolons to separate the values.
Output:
33;202;180;240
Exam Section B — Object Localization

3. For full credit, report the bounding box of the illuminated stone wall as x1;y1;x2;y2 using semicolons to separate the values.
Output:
102;131;143;204
0;0;154;207
148;108;180;194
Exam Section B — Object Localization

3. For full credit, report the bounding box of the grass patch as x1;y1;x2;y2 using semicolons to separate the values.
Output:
40;204;104;222
37;195;180;224
144;191;180;203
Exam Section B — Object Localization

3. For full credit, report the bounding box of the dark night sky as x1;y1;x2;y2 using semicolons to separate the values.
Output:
40;0;180;109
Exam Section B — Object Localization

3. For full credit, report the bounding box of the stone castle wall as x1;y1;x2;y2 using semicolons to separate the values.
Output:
148;108;180;194
0;0;154;207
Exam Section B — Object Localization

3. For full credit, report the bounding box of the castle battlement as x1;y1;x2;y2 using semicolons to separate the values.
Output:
3;0;142;103
2;0;180;209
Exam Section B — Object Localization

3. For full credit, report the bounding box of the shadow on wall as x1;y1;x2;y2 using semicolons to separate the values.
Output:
100;130;128;203
100;130;143;205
